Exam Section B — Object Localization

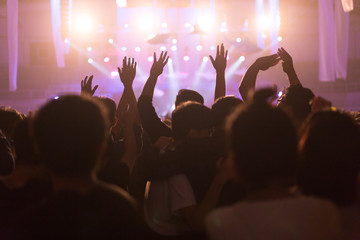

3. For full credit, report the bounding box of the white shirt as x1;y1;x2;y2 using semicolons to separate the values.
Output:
206;196;342;240
144;174;197;236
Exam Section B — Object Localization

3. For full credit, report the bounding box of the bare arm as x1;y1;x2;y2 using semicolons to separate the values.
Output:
210;44;228;101
239;54;280;102
277;47;301;86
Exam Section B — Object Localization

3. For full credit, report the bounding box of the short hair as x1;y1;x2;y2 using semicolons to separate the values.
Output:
0;106;24;139
298;111;360;205
171;102;213;141
32;95;108;177
13;118;41;165
212;96;243;129
95;97;117;124
175;89;204;107
278;85;314;122
227;89;298;188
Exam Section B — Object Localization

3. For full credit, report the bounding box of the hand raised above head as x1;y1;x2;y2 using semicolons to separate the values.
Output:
209;43;228;73
118;56;137;88
254;54;280;71
277;47;295;74
81;75;98;96
150;51;169;77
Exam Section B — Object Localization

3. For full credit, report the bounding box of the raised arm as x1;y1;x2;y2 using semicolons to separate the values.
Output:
239;54;280;102
141;51;169;99
210;44;228;101
80;75;98;96
277;47;301;86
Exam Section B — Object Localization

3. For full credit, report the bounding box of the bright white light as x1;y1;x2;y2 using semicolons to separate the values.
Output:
236;37;242;43
196;45;203;51
171;104;175;111
257;15;270;31
111;71;118;77
148;56;154;62
278;91;283;98
124;23;129;28
203;56;209;62
108;38;114;44
227;55;230;60
74;14;93;34
161;22;167;28
240;56;246;61
172;39;177;44
121;46;127;51
184;22;191;28
160;46;166;51
64;38;69;43
87;46;92;52
168;58;173;63
116;0;127;7
221;21;227;27
104;57;110;63
171;45;177;51
138;14;155;32
262;33;267;38
210;46;215;51
198;14;215;33
134;46;141;52
184;56;189;61
277;36;283;42
54;96;59;100
88;58;94;64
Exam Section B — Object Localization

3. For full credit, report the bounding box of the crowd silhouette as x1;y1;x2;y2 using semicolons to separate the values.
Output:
0;44;359;240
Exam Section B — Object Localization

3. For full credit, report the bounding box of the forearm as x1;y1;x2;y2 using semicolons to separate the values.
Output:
122;118;137;175
286;69;301;86
239;64;260;102
214;71;226;101
141;74;158;99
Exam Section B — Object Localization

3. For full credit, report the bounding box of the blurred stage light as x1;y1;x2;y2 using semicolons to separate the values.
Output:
197;15;215;33
257;16;270;31
148;56;154;62
135;46;141;52
220;22;227;32
240;56;246;61
87;46;92;52
210;46;215;51
277;90;283;98
168;58;173;63
138;14;155;32
64;38;69;44
111;71;118;77
88;58;94;64
104;57;110;63
124;23;129;28
184;22;191;28
54;96;60;100
108;38;114;44
161;22;167;28
236;37;242;43
171;45;177;51
116;0;127;7
121;46;127;51
203;56;209;62
172;39;177;44
74;14;93;35
262;33;267;38
277;36;283;42
184;56;189;61
196;45;203;51
227;55;230;60
160;46;167;51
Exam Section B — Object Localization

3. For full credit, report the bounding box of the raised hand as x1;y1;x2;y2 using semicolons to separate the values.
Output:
150;51;169;77
254;54;280;71
209;43;228;73
81;75;98;96
118;56;136;88
277;47;294;74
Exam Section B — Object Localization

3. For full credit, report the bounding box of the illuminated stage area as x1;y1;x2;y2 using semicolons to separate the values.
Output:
0;0;360;113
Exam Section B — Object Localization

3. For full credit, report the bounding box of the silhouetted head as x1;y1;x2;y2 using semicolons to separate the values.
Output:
175;89;204;107
298;111;360;206
32;95;109;178
277;85;314;123
95;96;117;127
212;96;243;137
172;101;213;141
0;107;24;140
227;88;298;189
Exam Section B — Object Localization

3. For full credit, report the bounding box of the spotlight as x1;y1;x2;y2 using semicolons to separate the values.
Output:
184;56;189;61
64;38;69;43
210;46;215;51
124;23;129;28
134;46;141;52
172;39;177;44
148;56;154;62
161;22;167;28
104;57;110;63
121;46;127;51
197;14;215;33
108;38;114;44
240;56;245;61
236;37;242;43
160;46;166;51
111;71;118;77
227;55;230;60
184;22;191;28
262;33;267;39
116;0;127;7
196;45;203;51
277;36;283;42
87;47;92;52
168;58;173;63
171;45;177;51
88;58;94;64
203;56;209;62
74;14;93;35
